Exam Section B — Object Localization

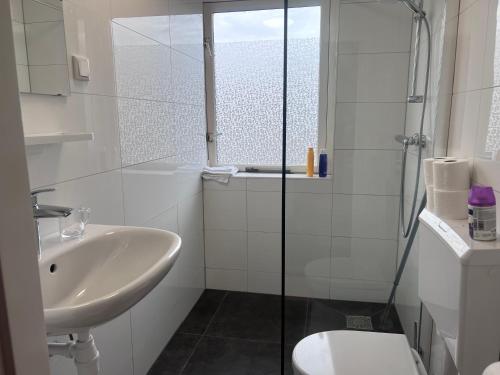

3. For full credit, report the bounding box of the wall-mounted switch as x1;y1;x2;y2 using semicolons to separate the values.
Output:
72;55;90;81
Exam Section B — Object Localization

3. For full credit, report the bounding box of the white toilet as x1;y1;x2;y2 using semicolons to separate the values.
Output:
293;209;500;375
293;330;426;375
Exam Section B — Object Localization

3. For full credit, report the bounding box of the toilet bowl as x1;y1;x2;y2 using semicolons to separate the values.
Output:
292;330;427;375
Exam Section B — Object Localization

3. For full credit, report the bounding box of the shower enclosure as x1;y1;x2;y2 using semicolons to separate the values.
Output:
198;0;455;372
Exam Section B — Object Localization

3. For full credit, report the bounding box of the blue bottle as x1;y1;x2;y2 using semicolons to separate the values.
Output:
319;149;327;177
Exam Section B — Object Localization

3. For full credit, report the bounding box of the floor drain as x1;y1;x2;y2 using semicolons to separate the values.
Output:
346;315;373;330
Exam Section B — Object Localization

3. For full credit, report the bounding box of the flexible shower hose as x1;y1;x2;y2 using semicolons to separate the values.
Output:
400;15;431;238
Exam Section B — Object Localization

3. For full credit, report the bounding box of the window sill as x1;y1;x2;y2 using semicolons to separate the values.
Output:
234;172;331;180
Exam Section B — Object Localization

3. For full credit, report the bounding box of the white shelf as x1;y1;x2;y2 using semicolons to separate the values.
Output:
24;132;94;146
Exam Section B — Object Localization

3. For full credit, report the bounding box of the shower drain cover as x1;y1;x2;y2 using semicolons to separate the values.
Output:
346;315;373;330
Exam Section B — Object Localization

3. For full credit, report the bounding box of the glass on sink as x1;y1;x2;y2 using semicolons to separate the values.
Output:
59;206;91;239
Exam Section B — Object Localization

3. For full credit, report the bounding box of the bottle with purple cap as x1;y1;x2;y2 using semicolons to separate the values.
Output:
468;185;497;241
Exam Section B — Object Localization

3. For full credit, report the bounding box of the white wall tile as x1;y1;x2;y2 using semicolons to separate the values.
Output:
248;271;280;295
170;0;203;61
10;0;24;23
337;52;409;102
110;0;170;19
286;193;332;235
23;0;63;23
247;191;281;233
334;103;405;150
246;176;281;192
24;94;121;188
287;177;333;194
332;194;399;239
332;150;402;195
204;177;246;191
447;90;481;158
38;170;124;240
16;64;30;92
131;272;202;375
117;98;176;166
122;158;178;226
473;159;500;192
171;49;205;105
63;0;116;96
332;237;397;282
204;189;246;231
482;0;500;88
286;234;331;278
285;275;330;299
112;22;172;102
453;0;489;93
330;278;391;303
28;65;70;95
143;205;178;232
12;21;28;65
176;165;203;201
205;230;247;270
474;87;500;161
206;268;247;292
338;2;412;54
177;192;205;272
112;16;171;47
248;232;281;273
25;21;67;65
173;104;206;165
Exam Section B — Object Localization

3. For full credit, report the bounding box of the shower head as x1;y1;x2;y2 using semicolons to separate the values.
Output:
401;0;426;17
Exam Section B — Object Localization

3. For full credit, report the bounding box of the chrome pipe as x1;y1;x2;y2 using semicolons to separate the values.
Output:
409;13;422;101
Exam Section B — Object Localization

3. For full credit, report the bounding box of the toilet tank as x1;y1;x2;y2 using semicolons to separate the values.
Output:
418;209;500;375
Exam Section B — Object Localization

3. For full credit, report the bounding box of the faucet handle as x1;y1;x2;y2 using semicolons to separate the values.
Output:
31;188;55;196
31;188;55;205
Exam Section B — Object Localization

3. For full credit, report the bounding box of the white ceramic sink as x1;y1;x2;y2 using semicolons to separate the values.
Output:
39;224;181;335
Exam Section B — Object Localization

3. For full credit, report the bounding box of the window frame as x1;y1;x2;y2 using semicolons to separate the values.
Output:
203;0;331;172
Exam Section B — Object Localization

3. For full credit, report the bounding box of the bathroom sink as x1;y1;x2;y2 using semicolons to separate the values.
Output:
39;225;181;335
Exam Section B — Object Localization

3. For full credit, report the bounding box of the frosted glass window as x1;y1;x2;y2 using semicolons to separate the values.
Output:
213;6;321;166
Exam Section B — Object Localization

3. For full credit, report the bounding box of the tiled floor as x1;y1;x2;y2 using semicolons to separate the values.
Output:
148;290;403;375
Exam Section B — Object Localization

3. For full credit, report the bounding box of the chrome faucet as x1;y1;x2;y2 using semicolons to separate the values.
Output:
31;188;72;259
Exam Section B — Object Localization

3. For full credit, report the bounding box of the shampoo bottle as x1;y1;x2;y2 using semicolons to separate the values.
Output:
306;147;314;177
319;149;327;177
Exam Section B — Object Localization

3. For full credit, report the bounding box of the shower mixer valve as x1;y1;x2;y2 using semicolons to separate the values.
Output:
394;133;426;148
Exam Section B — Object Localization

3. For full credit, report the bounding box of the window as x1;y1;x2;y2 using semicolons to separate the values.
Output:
204;0;329;169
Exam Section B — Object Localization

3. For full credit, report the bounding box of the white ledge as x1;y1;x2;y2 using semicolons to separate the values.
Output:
234;172;331;180
25;132;94;146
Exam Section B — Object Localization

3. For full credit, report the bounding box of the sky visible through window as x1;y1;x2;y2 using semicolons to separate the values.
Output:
213;7;321;166
214;7;321;42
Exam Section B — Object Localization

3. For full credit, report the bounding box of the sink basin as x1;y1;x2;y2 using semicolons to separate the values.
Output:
39;224;181;335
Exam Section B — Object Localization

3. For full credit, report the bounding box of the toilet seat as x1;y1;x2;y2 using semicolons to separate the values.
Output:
292;330;427;375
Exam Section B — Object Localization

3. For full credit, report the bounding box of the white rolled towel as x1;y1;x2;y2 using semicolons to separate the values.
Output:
434;189;469;220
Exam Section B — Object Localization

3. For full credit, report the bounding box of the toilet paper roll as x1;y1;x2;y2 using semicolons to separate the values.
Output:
426;184;435;212
433;158;470;191
423;157;451;186
434;189;468;220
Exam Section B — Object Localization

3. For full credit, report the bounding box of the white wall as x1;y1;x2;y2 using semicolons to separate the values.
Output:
203;0;412;303
18;0;206;374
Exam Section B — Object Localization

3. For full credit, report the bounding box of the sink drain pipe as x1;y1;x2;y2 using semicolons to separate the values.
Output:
48;330;100;375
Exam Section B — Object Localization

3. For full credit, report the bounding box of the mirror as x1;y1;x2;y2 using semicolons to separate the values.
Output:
10;0;70;96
